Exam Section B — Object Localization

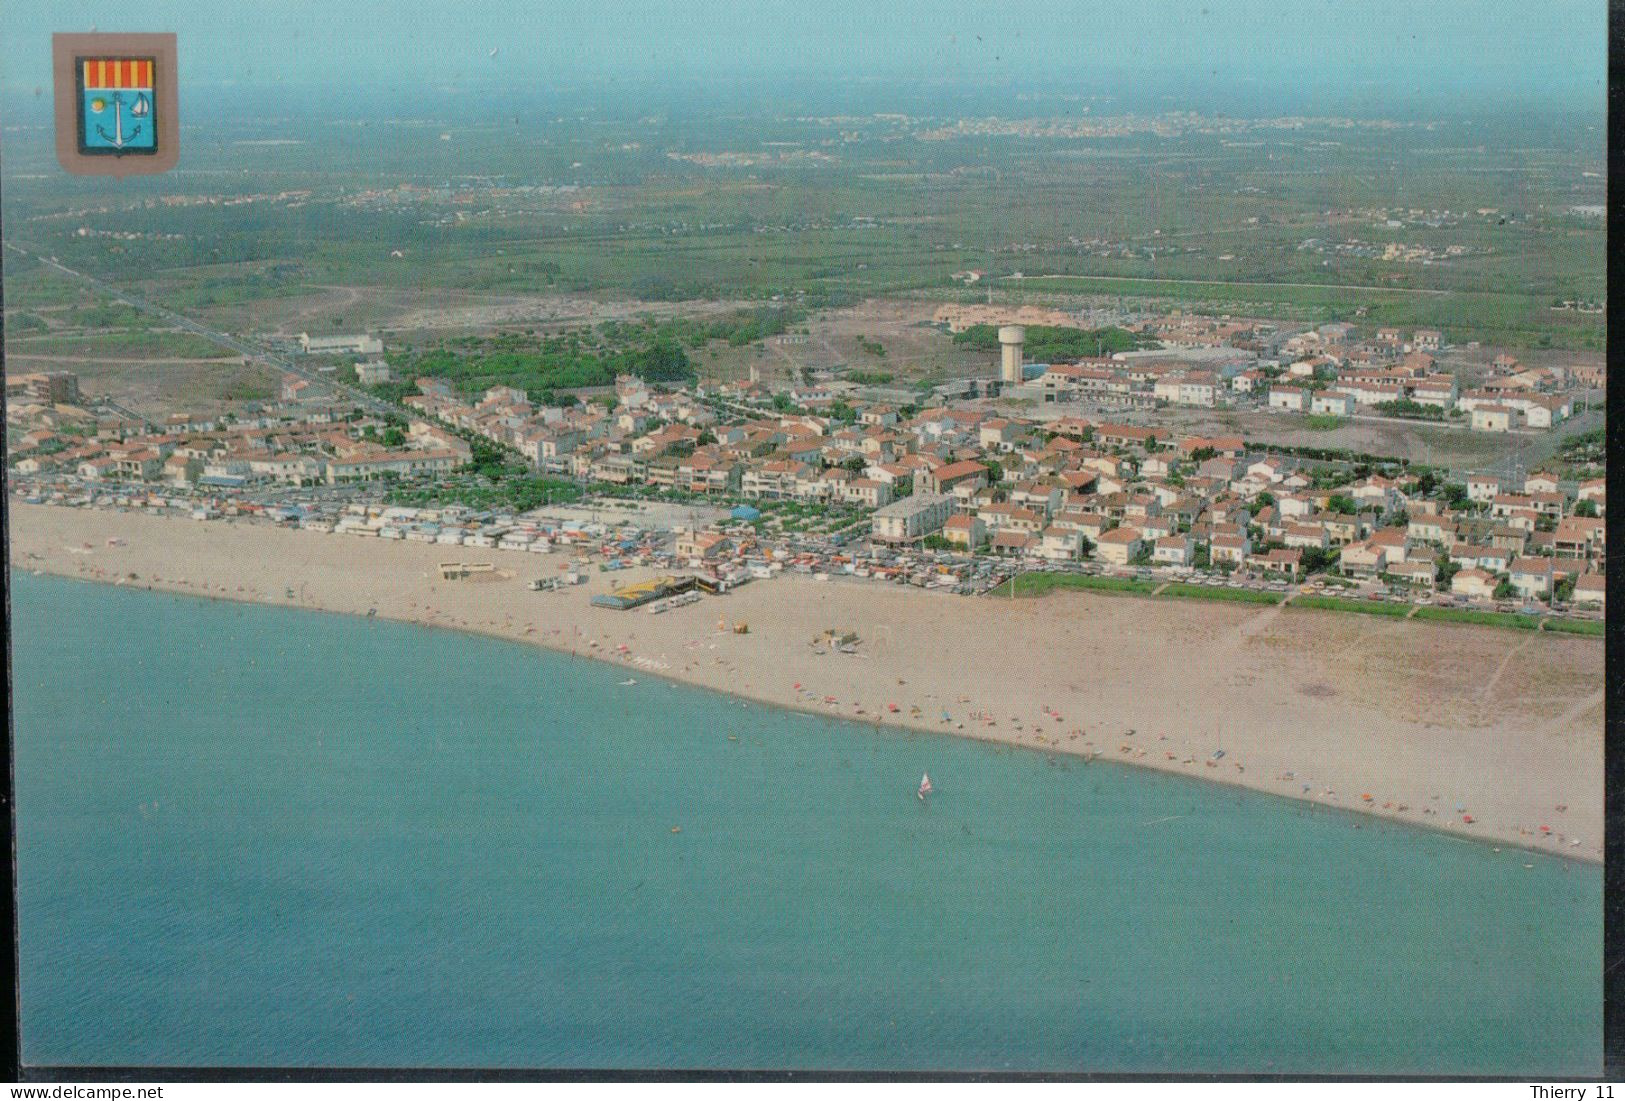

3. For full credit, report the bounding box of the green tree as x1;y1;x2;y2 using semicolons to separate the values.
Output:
1574;498;1599;518
1435;555;1461;590
1299;546;1340;574
827;401;859;424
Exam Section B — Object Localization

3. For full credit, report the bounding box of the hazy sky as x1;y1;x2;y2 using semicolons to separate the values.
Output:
2;0;1607;111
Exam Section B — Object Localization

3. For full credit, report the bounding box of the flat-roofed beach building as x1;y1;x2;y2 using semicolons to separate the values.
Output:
871;493;955;544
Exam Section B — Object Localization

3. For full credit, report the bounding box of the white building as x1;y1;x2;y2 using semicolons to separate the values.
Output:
1310;391;1354;416
871;493;955;544
1268;386;1309;412
355;360;393;385
300;333;383;356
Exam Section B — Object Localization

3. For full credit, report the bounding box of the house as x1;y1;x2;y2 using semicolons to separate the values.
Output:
1412;329;1443;351
355;360;393;385
922;459;989;496
1466;475;1501;503
1153;372;1218;407
1449;543;1510;573
674;531;734;562
1407;514;1454;546
1470;405;1514;432
1368;527;1411;563
1577;478;1605;513
1137;515;1177;542
1051;509;1110;541
1386;560;1436;586
1340;542;1386;578
979;419;1020;451
1553;517;1604;559
1516;395;1572;430
1038;526;1084;561
1450;568;1498;601
1009;481;1065;517
941;513;986;551
1283;523;1329;550
1268;386;1309;412
1152;535;1194;566
1409;375;1458;410
1310;391;1355;417
1249;547;1303;578
1572;572;1605;609
1507;556;1555;598
989;530;1036;558
1095;424;1169;450
1094;526;1143;566
1209;532;1251;567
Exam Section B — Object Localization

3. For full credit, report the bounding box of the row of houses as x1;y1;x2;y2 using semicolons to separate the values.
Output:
11;407;471;487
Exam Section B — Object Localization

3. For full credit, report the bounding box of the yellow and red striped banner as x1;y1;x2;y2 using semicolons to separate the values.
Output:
82;59;153;90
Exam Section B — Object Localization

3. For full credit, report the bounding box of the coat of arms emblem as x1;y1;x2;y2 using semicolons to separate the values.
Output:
53;33;178;177
78;57;158;155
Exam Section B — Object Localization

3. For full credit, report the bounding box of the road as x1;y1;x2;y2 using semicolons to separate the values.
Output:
1005;273;1453;297
96;397;160;433
6;244;402;421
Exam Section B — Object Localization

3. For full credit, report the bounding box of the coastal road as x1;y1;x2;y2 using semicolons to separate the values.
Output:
6;244;402;421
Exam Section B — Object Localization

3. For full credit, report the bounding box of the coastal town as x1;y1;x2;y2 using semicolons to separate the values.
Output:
5;9;1610;1079
6;307;1607;628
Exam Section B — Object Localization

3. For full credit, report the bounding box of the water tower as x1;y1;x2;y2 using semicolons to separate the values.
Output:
998;325;1026;384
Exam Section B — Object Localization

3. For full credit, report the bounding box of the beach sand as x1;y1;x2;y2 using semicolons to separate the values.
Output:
10;502;1603;860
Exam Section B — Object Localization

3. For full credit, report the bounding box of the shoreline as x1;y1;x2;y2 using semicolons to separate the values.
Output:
10;502;1603;862
23;566;1601;870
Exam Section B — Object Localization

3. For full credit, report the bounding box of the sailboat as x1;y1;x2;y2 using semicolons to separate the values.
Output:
917;773;933;801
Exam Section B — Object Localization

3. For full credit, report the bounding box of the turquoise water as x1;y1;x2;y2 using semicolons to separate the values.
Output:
12;571;1601;1073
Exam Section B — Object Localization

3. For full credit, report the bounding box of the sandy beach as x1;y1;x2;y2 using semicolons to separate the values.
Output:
9;502;1603;861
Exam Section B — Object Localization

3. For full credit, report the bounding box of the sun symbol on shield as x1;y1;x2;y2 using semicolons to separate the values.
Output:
89;97;107;114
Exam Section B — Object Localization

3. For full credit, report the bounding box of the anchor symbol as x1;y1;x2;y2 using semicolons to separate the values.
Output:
95;91;148;151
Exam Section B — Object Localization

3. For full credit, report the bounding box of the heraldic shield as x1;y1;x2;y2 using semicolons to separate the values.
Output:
78;57;158;155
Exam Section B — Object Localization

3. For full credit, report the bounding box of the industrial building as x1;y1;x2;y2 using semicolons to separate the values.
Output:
299;333;384;356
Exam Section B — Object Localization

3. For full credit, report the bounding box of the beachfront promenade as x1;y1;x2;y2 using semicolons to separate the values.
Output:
11;502;1603;861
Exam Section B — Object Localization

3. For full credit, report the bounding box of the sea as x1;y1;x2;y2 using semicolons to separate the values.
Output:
11;571;1602;1074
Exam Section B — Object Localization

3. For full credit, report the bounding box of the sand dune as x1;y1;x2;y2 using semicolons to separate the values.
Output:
10;502;1602;861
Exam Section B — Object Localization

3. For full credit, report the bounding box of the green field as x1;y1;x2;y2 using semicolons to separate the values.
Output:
995;573;1161;598
1538;617;1604;637
1157;582;1282;605
8;331;239;359
1409;605;1539;630
3;97;1603;353
1288;594;1412;618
